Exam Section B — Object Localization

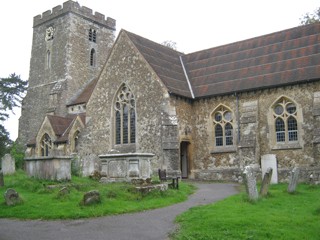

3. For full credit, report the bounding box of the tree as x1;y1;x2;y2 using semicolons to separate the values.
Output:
300;7;320;25
0;73;27;159
161;40;177;50
0;73;28;121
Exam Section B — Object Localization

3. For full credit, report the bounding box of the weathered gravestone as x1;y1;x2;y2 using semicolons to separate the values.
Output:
83;190;101;205
260;167;273;197
1;154;15;175
58;187;70;197
4;188;22;206
0;171;4;187
243;166;259;201
288;167;300;193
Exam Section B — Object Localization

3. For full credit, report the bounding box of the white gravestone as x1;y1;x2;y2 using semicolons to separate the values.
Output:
261;154;278;184
1;154;15;175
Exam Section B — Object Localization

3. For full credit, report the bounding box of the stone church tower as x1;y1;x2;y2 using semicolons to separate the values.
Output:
19;1;115;145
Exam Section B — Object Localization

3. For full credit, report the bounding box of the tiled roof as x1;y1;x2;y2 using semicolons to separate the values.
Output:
47;115;74;137
125;23;320;99
124;31;192;98
67;78;98;106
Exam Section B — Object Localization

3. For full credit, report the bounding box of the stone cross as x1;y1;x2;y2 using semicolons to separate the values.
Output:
288;167;300;193
243;166;259;201
1;154;15;175
0;170;4;187
260;167;273;197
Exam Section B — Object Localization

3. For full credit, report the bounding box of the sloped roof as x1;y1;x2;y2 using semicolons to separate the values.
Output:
183;23;320;98
67;78;98;106
124;23;320;99
124;31;192;98
47;115;74;137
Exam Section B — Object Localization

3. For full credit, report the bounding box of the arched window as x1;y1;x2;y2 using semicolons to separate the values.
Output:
90;48;96;67
114;84;136;145
72;130;80;152
212;105;234;147
46;50;51;69
40;133;52;156
272;97;298;143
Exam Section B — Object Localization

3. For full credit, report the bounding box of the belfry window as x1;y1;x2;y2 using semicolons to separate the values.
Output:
89;28;96;43
114;84;136;145
212;105;234;147
273;98;298;143
90;48;96;67
40;133;52;156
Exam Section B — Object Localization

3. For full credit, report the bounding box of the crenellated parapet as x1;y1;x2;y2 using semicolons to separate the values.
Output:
33;0;116;30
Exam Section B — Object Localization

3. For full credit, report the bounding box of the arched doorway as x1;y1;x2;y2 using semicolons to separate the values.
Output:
180;141;190;178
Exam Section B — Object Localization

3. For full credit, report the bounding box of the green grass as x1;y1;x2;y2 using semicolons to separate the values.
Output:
0;170;195;219
172;184;320;240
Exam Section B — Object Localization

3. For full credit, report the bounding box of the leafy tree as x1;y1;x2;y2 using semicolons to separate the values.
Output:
161;40;177;50
300;7;320;25
0;73;28;121
0;73;27;159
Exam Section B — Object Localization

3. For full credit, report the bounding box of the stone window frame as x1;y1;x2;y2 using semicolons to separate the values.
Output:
268;96;303;150
113;83;136;146
46;50;51;69
210;104;237;153
89;28;97;43
40;133;52;156
90;48;96;67
71;130;80;153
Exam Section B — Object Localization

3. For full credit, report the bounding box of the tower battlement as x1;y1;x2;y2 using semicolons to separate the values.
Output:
33;0;116;30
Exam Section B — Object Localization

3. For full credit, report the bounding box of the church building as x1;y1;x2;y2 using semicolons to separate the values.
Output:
19;0;320;182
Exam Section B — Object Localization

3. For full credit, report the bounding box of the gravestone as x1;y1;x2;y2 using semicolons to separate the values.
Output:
4;188;21;206
261;154;278;184
243;166;259;201
0;171;4;187
1;154;15;175
58;187;70;197
83;190;101;205
288;167;300;193
260;167;273;197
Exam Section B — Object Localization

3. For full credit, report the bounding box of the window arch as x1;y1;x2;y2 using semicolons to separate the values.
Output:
212;105;234;147
71;130;80;152
40;133;52;156
114;84;136;145
272;97;298;143
90;48;96;67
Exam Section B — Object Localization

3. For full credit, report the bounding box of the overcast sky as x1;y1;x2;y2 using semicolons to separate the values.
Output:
1;0;319;140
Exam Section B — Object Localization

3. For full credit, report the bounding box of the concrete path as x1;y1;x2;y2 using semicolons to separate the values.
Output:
0;182;238;240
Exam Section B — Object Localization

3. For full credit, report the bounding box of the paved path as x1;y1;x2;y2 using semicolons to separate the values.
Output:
0;183;238;240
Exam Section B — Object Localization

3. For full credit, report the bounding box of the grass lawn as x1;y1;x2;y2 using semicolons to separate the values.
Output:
172;183;320;240
0;170;195;219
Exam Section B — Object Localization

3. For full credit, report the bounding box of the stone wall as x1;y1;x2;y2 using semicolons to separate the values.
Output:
77;32;179;175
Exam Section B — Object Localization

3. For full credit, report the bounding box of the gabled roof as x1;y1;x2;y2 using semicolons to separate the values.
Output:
124;23;320;99
124;31;192;98
47;115;74;137
67;78;98;106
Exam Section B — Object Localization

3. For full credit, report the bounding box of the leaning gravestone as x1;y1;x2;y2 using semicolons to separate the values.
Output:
0;171;4;187
260;167;273;197
1;154;15;175
288;167;300;193
243;166;259;201
4;188;22;206
83;190;101;205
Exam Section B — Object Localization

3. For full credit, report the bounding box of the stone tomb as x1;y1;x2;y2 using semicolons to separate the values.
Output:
100;153;154;182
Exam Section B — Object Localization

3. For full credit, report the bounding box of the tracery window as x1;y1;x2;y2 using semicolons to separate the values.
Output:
40;133;52;156
273;97;298;143
89;28;96;43
212;105;234;147
90;48;96;67
114;84;136;145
